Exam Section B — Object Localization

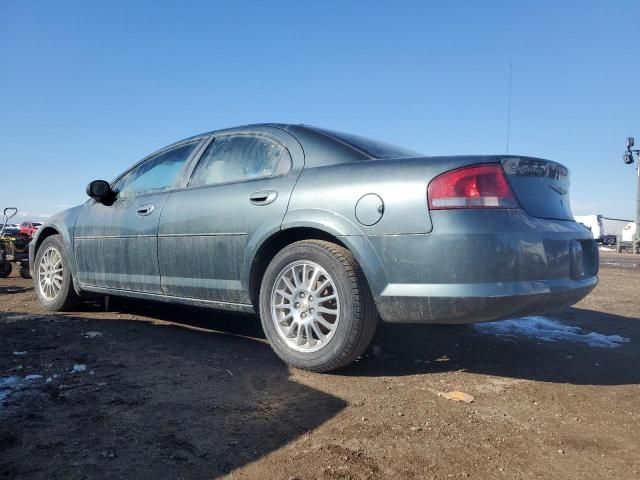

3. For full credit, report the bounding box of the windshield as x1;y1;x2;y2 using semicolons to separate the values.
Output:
312;127;422;159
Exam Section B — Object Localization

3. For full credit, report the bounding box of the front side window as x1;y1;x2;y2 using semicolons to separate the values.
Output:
114;142;198;197
189;135;291;187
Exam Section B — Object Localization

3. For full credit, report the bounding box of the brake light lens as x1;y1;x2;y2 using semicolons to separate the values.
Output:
428;164;519;210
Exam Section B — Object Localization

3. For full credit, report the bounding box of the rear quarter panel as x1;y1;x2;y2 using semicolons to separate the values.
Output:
285;155;500;236
283;155;501;295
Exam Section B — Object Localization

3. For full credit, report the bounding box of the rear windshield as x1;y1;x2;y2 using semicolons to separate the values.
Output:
313;127;422;159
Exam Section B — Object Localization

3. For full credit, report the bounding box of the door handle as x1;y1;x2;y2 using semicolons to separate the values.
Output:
136;203;155;216
249;190;278;206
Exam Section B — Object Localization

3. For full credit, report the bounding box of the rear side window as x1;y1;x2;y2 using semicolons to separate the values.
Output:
312;127;421;159
114;142;198;197
189;135;291;187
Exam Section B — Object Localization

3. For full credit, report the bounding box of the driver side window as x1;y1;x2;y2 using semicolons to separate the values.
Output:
114;142;198;197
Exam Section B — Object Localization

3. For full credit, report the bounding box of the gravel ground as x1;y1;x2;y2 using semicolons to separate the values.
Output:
0;251;638;479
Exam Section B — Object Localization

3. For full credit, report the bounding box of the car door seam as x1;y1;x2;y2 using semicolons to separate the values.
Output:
279;132;307;231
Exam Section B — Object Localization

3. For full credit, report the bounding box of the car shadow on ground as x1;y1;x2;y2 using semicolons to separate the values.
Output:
2;296;638;477
0;309;345;479
342;306;640;386
95;298;640;387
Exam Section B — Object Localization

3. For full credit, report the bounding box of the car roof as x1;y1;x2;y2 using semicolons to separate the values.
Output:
153;123;423;168
152;123;369;167
173;123;293;144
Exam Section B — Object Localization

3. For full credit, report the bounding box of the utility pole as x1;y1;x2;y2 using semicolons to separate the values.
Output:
623;137;640;254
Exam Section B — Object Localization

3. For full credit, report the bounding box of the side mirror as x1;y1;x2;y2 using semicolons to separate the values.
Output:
86;180;114;204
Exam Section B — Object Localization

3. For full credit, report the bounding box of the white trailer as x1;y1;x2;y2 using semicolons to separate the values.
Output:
575;215;607;244
622;222;636;243
574;214;633;245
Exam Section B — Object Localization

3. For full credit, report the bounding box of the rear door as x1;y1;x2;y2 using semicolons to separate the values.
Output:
74;141;202;292
158;129;304;303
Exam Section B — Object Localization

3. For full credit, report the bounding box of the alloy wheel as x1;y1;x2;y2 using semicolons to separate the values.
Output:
270;260;340;352
38;246;64;300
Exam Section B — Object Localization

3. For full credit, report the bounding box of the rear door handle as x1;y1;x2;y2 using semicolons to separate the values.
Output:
136;203;155;216
249;190;278;206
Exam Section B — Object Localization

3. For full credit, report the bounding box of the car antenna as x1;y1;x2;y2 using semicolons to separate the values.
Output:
506;62;513;154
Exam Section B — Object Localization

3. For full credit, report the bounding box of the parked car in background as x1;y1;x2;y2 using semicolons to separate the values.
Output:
19;221;42;237
1;226;19;237
29;124;599;371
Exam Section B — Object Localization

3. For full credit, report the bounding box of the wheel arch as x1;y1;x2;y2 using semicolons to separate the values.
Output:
247;226;387;309
33;226;61;256
31;224;82;294
248;227;346;307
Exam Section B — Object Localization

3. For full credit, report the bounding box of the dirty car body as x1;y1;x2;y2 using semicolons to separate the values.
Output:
31;124;598;370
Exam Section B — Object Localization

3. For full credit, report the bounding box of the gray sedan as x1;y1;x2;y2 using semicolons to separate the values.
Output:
30;124;598;371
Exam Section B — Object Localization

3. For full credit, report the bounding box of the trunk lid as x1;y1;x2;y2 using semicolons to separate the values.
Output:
500;156;573;221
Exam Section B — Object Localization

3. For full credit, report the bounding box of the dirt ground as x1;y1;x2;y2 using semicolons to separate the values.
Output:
1;251;639;480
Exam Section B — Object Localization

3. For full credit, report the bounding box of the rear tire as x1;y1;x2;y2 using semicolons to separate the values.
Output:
0;262;12;278
33;235;79;311
19;263;31;279
259;240;377;372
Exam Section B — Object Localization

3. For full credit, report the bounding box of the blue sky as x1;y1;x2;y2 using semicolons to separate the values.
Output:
1;0;639;222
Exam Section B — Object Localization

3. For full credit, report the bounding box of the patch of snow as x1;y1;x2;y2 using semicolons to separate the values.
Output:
83;331;102;339
601;260;640;268
12;351;27;356
599;246;615;251
474;316;630;349
72;364;87;373
24;374;43;381
4;314;35;322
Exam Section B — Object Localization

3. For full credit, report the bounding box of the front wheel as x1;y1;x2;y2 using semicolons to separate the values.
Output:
33;235;78;311
259;240;377;372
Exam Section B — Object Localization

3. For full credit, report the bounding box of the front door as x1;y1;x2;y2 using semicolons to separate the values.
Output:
158;130;303;303
74;141;201;293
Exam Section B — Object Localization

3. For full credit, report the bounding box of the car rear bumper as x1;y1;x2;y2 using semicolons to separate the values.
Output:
375;277;597;324
363;209;599;324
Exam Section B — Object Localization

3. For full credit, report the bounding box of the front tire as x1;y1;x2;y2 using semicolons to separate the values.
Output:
34;235;78;311
259;240;377;372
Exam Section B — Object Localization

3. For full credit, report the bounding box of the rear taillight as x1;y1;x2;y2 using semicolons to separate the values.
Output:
427;163;519;210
